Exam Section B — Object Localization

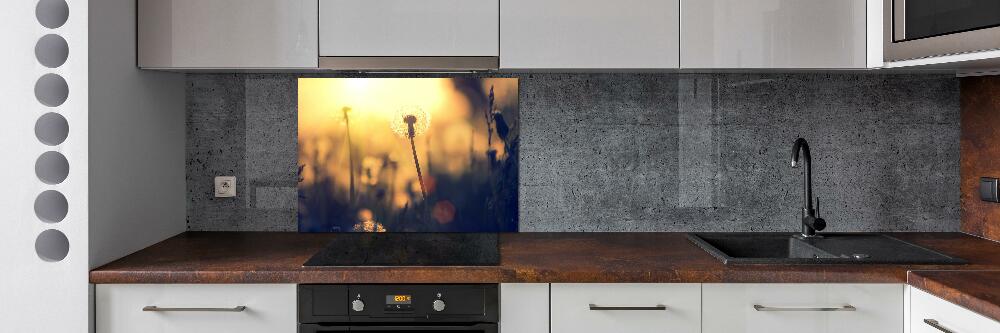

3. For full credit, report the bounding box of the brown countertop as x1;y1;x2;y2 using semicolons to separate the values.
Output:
908;270;1000;322
90;232;1000;320
91;232;1000;284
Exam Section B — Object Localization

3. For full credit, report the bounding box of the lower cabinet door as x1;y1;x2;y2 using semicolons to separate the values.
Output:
96;284;297;333
550;283;701;333
910;287;1000;333
702;283;903;333
500;283;548;333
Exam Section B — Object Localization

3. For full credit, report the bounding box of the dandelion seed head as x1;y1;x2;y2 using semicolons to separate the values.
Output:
391;105;431;138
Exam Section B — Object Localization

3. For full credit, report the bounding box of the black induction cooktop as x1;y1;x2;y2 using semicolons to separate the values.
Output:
303;233;500;266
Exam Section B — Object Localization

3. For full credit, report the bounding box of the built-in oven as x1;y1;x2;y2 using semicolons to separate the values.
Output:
884;0;1000;61
298;284;498;333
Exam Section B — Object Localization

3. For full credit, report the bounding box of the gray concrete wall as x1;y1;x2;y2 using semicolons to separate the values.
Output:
186;73;960;232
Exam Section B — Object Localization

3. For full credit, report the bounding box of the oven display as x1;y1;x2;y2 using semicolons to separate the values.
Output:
385;295;414;311
386;295;412;304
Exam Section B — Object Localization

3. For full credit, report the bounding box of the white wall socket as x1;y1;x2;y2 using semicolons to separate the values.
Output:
214;176;236;198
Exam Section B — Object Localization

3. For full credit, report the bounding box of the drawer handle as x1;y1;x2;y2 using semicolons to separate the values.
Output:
142;306;247;312
923;319;955;333
753;304;856;312
589;304;667;311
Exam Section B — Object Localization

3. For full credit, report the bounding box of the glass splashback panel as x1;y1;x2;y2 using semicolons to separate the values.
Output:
297;78;519;232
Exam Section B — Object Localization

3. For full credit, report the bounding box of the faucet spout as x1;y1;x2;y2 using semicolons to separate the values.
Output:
791;138;825;237
791;138;813;213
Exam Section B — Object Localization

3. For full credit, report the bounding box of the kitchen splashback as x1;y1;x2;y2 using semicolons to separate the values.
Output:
297;78;519;232
186;73;960;232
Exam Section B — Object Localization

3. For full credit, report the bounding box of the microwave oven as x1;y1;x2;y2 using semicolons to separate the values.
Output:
884;0;1000;62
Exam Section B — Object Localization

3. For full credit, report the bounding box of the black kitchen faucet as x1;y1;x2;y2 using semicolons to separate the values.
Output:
791;138;826;238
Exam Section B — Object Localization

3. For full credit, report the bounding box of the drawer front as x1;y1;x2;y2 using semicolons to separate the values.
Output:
96;284;296;333
703;283;903;333
910;287;1000;333
551;283;701;333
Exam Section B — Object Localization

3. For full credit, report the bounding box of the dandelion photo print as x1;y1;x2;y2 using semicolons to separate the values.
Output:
298;78;519;232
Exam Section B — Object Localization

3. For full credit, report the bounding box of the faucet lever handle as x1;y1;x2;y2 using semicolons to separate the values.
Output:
815;196;820;218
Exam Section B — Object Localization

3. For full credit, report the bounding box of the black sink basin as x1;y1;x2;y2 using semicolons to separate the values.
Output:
687;233;966;265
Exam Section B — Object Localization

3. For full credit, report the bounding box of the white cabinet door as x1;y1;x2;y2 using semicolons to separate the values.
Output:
702;283;903;333
96;284;297;333
551;283;700;333
138;0;318;69
680;0;868;68
501;0;680;69
319;0;499;57
500;283;548;333
910;287;1000;333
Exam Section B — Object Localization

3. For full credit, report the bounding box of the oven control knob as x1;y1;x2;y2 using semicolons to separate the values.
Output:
351;299;365;312
432;299;446;312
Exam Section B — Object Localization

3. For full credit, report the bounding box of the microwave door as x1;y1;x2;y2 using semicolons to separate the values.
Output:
896;0;1000;42
885;0;1000;61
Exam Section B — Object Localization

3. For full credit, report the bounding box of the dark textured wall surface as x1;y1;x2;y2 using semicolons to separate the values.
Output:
186;73;960;232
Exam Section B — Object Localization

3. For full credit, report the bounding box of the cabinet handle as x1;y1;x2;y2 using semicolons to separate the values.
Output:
753;304;856;312
923;319;955;333
142;306;247;312
589;304;667;311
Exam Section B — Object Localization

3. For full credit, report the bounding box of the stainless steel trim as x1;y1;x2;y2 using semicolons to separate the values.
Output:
753;304;856;312
142;306;247;312
884;0;1000;62
588;304;667;311
923;319;955;333
318;57;499;71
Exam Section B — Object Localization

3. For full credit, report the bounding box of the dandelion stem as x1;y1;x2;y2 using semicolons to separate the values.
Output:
484;86;495;149
343;107;356;204
405;118;427;200
425;133;432;175
408;134;426;200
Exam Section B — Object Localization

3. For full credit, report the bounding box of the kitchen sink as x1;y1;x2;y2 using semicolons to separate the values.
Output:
687;233;966;265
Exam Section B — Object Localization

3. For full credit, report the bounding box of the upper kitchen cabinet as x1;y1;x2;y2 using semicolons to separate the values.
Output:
501;0;680;69
318;0;500;70
681;0;878;69
138;0;318;69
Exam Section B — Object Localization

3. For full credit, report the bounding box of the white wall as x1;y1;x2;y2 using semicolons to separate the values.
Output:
88;0;186;269
0;0;90;330
0;0;184;330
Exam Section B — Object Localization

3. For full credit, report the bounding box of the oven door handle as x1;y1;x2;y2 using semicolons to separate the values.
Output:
299;326;349;333
299;323;498;332
348;323;497;331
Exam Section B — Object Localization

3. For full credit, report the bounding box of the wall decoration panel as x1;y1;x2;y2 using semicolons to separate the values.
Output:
0;0;89;331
